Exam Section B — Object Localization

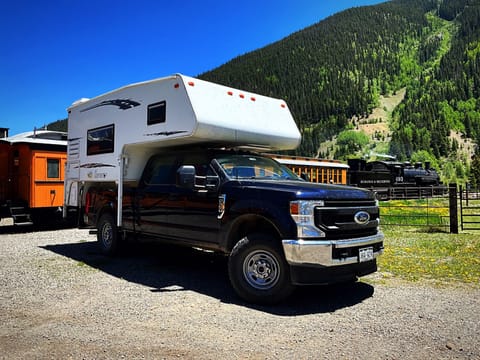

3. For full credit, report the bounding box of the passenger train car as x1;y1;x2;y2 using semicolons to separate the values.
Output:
0;129;67;226
269;154;349;184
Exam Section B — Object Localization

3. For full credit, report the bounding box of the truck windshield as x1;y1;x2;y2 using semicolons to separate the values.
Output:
216;155;300;180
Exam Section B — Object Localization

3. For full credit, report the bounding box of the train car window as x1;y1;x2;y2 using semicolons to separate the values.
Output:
47;159;60;179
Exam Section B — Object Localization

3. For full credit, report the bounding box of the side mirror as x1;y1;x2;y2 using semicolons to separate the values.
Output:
177;165;196;189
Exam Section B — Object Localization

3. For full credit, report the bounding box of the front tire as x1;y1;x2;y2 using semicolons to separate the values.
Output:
228;233;295;304
97;213;119;255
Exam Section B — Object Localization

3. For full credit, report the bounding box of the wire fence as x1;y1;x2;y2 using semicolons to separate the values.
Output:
459;186;480;231
380;193;451;232
378;184;480;233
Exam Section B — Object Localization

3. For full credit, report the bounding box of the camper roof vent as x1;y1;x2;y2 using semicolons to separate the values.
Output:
71;98;90;107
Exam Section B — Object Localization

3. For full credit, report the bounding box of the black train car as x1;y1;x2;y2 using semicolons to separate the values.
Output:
347;159;441;198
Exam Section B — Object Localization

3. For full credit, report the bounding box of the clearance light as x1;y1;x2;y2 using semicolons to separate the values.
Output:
281;103;286;108
239;94;245;99
188;81;195;87
227;91;233;96
174;83;180;89
250;97;256;101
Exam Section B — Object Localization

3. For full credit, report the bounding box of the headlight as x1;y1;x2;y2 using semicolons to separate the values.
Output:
290;200;325;238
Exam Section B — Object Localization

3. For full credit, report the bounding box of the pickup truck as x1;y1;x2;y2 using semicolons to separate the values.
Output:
84;148;384;304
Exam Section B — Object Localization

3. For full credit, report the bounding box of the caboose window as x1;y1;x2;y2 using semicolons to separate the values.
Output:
47;159;60;179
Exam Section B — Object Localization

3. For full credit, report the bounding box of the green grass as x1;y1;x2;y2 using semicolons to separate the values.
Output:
374;227;480;286
380;198;450;230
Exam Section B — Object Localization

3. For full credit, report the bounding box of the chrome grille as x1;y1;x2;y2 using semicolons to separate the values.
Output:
315;201;380;240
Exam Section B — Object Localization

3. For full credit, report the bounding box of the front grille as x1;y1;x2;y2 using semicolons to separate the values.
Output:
324;200;377;207
315;202;380;240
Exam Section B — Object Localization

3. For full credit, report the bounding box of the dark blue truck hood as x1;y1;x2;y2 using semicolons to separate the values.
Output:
227;179;376;201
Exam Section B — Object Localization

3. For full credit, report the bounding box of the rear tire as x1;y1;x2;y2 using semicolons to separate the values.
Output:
97;213;119;255
228;233;295;304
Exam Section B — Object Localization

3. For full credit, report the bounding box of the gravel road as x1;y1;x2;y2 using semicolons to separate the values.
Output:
0;227;479;359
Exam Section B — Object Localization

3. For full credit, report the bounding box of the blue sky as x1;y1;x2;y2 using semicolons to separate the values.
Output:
0;0;385;136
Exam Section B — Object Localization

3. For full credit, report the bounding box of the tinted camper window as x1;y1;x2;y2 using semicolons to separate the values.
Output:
148;101;166;125
87;124;114;155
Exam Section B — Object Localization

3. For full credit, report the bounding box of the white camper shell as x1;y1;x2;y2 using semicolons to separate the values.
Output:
64;74;301;225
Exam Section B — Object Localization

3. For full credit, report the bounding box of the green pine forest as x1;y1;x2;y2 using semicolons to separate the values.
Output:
49;0;480;186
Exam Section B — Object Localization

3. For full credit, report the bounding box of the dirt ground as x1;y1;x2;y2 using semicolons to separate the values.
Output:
1;227;479;359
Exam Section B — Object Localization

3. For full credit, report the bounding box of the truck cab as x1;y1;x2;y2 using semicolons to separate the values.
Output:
66;74;383;304
85;148;383;304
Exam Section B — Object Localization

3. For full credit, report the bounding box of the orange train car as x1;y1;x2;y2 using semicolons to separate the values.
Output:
268;154;349;184
0;129;67;226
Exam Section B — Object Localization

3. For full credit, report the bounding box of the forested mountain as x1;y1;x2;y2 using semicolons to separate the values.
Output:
198;0;480;184
49;0;480;184
200;0;435;155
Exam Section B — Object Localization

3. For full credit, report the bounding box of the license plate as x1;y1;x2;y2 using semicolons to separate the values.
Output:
359;247;374;262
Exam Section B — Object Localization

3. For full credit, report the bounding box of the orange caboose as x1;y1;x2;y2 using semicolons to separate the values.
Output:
0;129;67;226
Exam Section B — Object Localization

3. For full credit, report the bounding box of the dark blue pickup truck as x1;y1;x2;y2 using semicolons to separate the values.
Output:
84;148;384;304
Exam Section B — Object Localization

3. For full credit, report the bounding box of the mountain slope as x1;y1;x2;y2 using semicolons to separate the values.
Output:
391;0;480;160
198;0;480;183
199;0;440;156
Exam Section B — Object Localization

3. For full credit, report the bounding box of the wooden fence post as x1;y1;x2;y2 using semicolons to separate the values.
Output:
449;183;459;234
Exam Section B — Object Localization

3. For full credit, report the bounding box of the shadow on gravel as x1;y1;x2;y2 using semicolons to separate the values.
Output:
0;222;74;234
41;241;374;315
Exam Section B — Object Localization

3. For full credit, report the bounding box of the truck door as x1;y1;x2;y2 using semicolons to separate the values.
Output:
134;154;179;236
168;153;220;244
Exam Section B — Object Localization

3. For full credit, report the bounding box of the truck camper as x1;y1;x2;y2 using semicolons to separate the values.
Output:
0;129;67;226
65;74;383;304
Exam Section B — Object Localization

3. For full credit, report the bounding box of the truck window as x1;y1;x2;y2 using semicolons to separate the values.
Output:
143;154;178;185
180;153;210;174
217;155;299;180
181;153;218;186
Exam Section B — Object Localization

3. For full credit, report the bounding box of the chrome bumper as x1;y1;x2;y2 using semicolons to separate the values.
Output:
282;232;384;267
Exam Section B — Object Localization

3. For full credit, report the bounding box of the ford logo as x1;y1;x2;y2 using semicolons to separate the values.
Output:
354;211;370;225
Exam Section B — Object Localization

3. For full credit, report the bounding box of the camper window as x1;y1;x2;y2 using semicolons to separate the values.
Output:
87;124;115;155
147;101;166;125
47;159;60;179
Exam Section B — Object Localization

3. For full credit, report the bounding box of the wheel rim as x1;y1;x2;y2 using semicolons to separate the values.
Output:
243;250;280;290
101;222;113;248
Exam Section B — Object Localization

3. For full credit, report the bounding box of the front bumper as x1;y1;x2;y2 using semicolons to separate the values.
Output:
282;232;384;267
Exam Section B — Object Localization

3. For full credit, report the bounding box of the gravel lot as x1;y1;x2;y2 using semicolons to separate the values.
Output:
0;227;479;359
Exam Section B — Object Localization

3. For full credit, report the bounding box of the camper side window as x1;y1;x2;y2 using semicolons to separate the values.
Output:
87;124;114;155
148;101;166;125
